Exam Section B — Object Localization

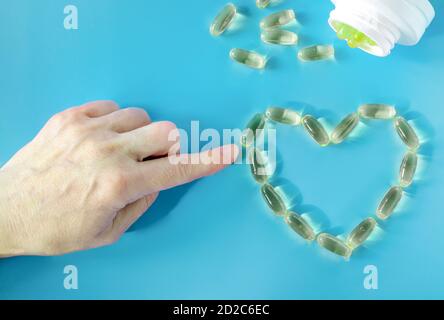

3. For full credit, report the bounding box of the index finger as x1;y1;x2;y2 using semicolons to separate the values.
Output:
129;144;239;197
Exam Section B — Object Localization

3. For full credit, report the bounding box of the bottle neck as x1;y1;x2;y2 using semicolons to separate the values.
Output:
329;7;401;57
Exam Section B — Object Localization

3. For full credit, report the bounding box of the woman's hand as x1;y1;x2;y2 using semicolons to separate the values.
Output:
0;101;238;257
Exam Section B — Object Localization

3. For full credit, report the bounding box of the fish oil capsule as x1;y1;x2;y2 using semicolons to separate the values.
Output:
249;148;271;184
265;107;301;126
331;112;359;144
302;115;330;147
332;21;377;49
261;183;287;216
256;0;271;9
317;233;352;260
394;117;420;150
298;45;335;61
230;48;267;69
210;3;237;37
399;152;418;187
346;218;377;250
241;113;266;147
285;212;316;241
376;186;403;220
261;29;298;46
260;10;296;30
358;104;396;120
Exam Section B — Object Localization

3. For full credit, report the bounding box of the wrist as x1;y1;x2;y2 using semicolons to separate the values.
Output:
0;169;25;258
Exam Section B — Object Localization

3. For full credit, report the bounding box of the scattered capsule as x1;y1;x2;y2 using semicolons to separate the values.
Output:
285;212;316;241
399;152;418;187
260;10;296;30
346;218;377;250
230;48;267;69
256;0;271;9
210;3;237;37
297;45;335;62
241;113;266;147
358;104;396;120
331;112;359;144
265;107;301;126
249;148;271;184
376;186;403;220
394;117;420;150
302;115;330;147
317;233;352;260
261;29;298;46
261;183;287;216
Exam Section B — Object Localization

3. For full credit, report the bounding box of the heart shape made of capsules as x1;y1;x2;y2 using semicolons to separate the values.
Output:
241;104;421;260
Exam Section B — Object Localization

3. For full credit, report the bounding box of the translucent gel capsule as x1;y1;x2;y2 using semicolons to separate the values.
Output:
261;29;298;46
230;48;267;69
317;233;352;260
302;115;330;147
261;183;287;216
260;10;296;30
298;45;335;62
376;186;403;220
249;148;270;184
256;0;271;9
265;107;301;126
331;112;359;144
399;152;418;187
241;113;266;147
210;3;237;37
285;212;316;241
332;21;376;48
358;104;396;120
394;117;420;150
346;218;377;250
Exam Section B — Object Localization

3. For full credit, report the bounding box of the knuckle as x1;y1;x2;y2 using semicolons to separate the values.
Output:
157;121;179;143
160;121;177;132
169;163;190;182
129;107;149;119
49;112;68;125
95;100;119;110
108;171;129;197
49;109;83;128
177;163;192;179
154;165;178;189
103;100;119;108
98;140;120;156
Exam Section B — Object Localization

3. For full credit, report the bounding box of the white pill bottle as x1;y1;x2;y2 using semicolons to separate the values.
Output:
328;0;435;57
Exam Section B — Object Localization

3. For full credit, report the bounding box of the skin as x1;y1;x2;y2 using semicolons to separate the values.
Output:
0;101;239;257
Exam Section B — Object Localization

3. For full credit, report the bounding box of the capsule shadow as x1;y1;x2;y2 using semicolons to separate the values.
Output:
296;204;331;233
404;111;436;137
294;11;307;26
269;0;285;9
285;100;337;122
237;6;252;16
330;44;350;62
225;13;249;35
271;177;303;206
263;57;278;70
324;226;347;238
271;148;284;176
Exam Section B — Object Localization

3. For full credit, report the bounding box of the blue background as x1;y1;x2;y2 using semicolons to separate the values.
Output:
1;0;444;299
